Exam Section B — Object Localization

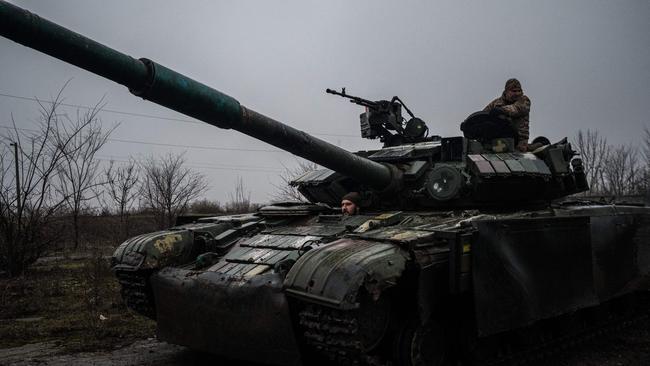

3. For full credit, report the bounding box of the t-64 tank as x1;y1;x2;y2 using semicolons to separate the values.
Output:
2;2;649;365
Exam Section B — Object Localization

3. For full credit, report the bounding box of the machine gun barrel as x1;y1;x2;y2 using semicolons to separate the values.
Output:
0;1;397;191
326;88;378;108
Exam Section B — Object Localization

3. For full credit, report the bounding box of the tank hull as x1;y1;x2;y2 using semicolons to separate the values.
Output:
136;204;650;364
151;267;302;365
472;207;650;336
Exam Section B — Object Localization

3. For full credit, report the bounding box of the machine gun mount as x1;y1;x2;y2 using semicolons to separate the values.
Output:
326;87;430;146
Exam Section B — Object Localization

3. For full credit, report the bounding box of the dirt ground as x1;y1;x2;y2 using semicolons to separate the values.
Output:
0;316;648;366
528;315;650;366
0;317;648;366
0;255;156;353
0;339;229;366
0;257;648;366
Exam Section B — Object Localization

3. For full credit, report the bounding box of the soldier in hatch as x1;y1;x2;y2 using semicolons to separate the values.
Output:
484;78;531;152
341;192;361;215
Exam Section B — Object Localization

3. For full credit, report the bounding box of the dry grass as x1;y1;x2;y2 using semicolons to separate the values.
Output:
0;254;155;352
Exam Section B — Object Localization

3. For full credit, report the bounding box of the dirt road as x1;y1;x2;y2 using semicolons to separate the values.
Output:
0;338;259;366
1;317;648;366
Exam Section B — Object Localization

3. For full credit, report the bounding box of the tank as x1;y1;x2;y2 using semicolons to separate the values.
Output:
2;2;649;365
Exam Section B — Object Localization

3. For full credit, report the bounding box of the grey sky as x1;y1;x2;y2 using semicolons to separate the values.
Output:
1;0;649;203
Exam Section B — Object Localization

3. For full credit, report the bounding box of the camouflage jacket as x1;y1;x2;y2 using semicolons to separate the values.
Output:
483;94;530;144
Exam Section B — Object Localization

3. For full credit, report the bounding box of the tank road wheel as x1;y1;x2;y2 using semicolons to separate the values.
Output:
297;292;392;365
393;320;449;366
356;293;392;352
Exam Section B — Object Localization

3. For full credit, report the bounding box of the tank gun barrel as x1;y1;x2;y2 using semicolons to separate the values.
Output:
0;1;396;191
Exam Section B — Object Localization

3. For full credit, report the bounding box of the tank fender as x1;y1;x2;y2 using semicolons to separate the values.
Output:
111;221;241;271
284;238;408;309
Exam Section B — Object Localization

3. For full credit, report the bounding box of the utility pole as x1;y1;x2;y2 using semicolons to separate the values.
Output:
10;142;20;214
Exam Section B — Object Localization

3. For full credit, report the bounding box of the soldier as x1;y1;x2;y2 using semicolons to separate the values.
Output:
484;78;531;152
341;192;361;215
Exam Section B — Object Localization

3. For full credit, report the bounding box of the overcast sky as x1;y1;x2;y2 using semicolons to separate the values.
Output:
1;0;649;203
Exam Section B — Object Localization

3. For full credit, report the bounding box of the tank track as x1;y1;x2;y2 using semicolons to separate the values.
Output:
298;293;649;366
298;304;388;366
114;269;156;319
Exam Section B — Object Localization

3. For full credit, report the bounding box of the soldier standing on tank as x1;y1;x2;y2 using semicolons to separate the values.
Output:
341;192;360;215
484;78;531;152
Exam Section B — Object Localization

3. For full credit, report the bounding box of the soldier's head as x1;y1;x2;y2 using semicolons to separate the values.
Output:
504;78;523;102
341;192;361;215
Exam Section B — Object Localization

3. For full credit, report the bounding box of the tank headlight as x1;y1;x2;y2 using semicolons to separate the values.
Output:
425;165;462;201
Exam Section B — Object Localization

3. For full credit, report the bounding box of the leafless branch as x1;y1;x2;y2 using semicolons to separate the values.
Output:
602;144;641;196
226;176;255;213
0;89;70;275
573;129;610;194
54;101;116;249
139;152;208;228
99;159;140;239
271;159;319;202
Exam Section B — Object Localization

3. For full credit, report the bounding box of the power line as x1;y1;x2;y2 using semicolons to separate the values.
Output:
0;130;285;171
0;124;285;153
97;156;283;173
0;91;362;138
0;92;202;125
0;125;297;171
97;154;283;172
108;137;282;153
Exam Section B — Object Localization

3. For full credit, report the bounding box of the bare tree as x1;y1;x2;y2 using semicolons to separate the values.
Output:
0;90;90;276
139;153;208;228
271;159;319;202
574;129;610;194
602;144;641;196
225;176;254;214
101;159;140;240
644;127;650;165
639;127;650;193
54;104;114;249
